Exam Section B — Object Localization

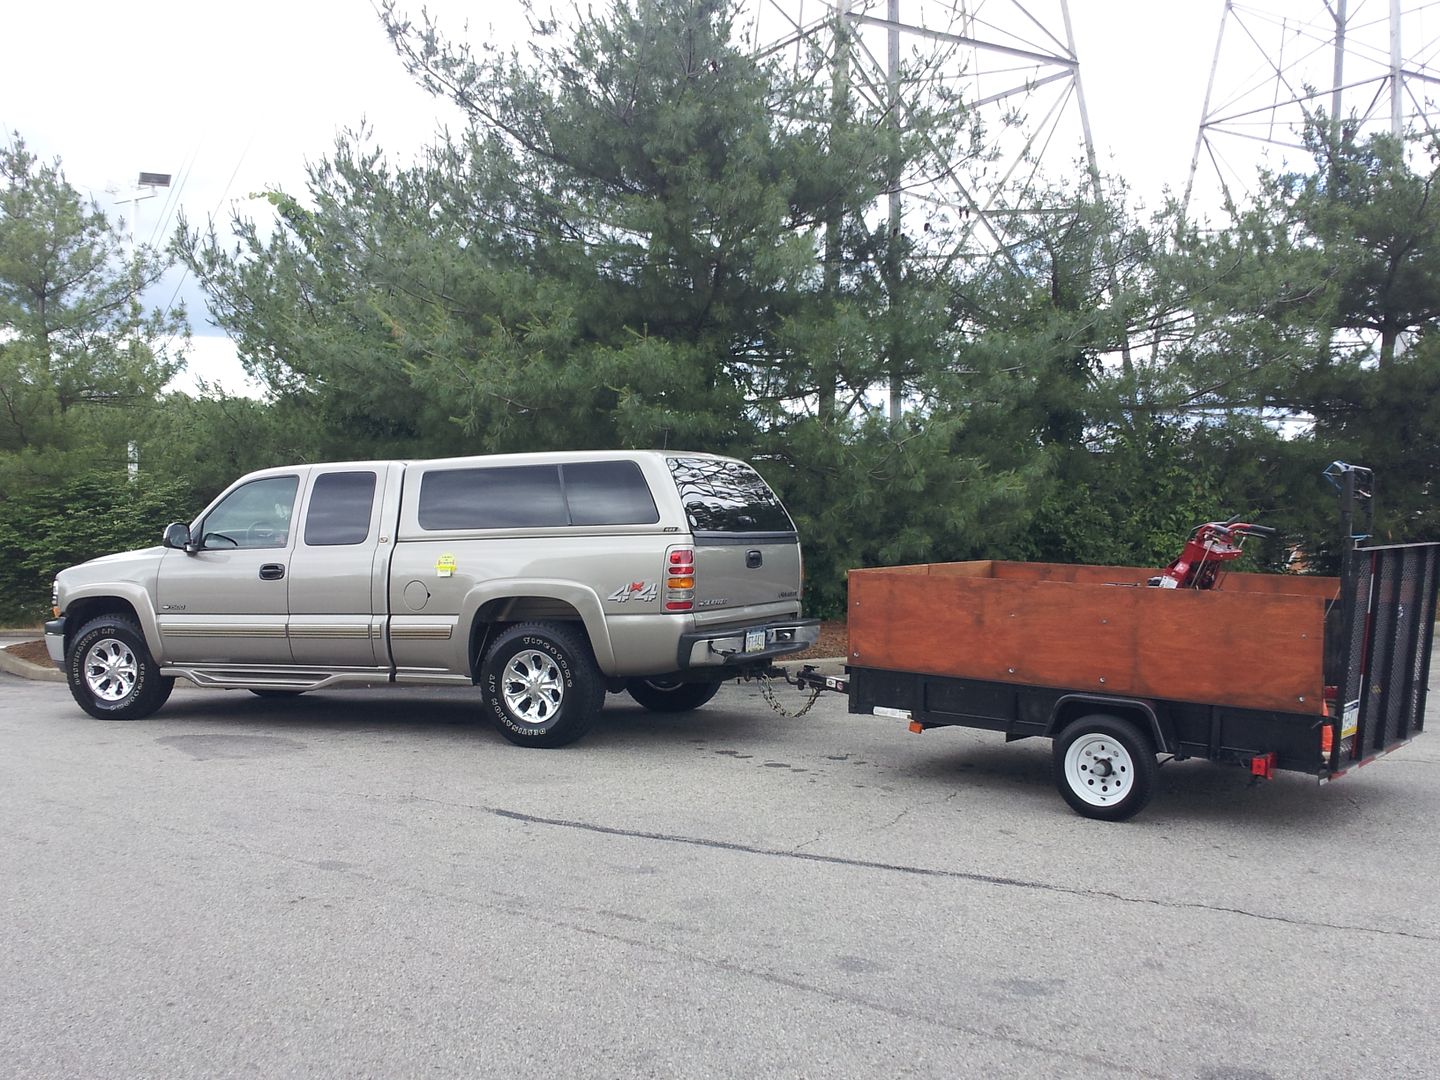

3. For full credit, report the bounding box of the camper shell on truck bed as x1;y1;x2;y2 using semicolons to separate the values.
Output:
797;544;1437;819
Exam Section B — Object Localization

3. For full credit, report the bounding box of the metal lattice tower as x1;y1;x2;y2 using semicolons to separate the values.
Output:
1185;0;1440;215
741;1;1098;268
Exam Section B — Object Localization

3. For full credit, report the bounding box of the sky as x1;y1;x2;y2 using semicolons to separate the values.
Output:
0;1;1307;395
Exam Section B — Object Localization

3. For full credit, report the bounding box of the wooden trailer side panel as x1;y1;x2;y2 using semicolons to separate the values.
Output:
848;564;1329;715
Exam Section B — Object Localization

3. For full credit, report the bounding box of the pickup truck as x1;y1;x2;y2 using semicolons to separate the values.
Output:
46;450;819;747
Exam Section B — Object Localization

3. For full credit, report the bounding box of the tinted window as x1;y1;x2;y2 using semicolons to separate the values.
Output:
304;471;376;546
419;466;569;530
666;457;794;534
202;475;300;550
562;461;659;526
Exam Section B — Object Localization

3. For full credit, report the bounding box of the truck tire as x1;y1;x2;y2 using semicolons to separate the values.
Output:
626;678;722;713
66;614;174;721
1053;714;1157;821
479;622;605;748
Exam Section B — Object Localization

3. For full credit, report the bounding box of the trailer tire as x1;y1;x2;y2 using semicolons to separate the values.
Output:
1053;714;1156;821
625;678;722;713
479;622;604;748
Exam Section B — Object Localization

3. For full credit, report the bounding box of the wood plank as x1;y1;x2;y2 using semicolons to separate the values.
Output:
928;561;995;578
848;563;1327;714
985;560;1339;599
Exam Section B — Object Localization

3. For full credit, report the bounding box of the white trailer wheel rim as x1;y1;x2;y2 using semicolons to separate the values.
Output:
502;649;564;724
83;637;138;702
1063;732;1134;807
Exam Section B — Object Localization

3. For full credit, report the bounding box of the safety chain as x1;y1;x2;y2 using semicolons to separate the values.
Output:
757;672;823;718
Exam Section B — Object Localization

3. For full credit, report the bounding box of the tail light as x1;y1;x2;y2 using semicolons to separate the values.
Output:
665;546;694;611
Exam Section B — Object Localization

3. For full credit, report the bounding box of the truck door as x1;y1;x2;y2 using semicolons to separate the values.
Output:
155;472;302;665
286;466;391;667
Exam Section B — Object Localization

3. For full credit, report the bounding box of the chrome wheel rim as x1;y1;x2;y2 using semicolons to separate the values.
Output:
84;637;138;702
1064;733;1133;807
502;649;564;724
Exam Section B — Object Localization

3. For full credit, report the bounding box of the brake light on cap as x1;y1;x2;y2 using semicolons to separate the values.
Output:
665;546;695;611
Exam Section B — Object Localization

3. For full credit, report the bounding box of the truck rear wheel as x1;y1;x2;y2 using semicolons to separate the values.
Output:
479;622;604;748
626;678;722;713
66;615;174;721
1053;714;1157;821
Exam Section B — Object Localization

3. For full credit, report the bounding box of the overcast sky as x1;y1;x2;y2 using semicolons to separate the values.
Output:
1;1;1328;394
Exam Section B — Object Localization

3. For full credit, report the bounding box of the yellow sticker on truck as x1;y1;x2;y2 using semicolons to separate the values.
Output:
435;554;457;578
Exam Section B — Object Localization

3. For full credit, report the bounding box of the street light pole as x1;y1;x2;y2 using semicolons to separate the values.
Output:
121;171;170;481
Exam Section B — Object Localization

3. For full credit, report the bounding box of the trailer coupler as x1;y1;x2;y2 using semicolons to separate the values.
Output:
788;664;849;696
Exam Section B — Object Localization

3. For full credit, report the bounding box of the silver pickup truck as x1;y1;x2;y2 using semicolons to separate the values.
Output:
45;450;818;746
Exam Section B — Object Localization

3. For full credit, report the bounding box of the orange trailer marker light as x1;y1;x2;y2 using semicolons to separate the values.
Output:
1250;752;1276;780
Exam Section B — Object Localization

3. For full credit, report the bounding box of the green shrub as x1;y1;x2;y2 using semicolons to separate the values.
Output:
0;470;197;624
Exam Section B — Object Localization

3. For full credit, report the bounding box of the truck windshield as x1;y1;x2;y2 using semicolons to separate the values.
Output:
666;457;794;535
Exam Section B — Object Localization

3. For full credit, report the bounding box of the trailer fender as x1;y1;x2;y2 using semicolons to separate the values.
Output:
1047;694;1171;756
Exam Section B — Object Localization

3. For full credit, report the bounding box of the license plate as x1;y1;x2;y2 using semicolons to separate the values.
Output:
744;628;767;654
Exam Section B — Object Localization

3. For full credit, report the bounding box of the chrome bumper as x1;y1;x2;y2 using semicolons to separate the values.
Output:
678;618;821;668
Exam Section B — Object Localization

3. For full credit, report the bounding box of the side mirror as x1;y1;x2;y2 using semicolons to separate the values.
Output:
162;522;192;551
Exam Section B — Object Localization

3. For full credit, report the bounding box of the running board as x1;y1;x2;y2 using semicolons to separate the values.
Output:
162;666;393;692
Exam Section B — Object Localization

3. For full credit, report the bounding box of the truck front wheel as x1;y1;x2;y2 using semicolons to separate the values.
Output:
479;622;605;748
1053;714;1157;821
66;615;174;721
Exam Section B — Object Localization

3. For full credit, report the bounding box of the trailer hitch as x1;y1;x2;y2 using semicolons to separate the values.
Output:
744;664;843;718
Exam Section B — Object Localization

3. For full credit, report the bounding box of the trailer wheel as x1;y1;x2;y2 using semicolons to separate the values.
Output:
479;622;604;748
1053;714;1157;821
625;678;722;713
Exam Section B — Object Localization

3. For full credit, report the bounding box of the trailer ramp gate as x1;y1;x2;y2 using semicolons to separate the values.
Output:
1331;542;1439;776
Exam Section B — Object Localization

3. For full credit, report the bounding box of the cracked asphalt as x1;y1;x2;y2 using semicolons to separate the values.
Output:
2;665;1437;1079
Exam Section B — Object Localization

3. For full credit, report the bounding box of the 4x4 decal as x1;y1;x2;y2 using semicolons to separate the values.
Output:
607;580;658;603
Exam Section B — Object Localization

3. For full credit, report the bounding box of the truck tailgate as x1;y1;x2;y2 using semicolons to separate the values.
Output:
691;535;802;624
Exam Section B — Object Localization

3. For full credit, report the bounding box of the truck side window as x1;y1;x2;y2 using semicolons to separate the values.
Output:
561;461;659;525
200;476;299;550
304;471;377;546
418;466;569;530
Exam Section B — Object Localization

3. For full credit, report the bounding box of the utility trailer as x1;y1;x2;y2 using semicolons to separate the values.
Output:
793;543;1438;820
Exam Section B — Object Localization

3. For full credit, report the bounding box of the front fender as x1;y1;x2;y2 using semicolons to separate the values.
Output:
61;582;164;661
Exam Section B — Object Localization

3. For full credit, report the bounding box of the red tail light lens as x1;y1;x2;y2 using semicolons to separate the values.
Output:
665;547;695;611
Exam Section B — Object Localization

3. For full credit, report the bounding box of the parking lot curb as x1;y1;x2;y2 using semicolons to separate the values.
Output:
0;643;64;683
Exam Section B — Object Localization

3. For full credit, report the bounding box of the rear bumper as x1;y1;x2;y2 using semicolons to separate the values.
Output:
44;617;66;668
677;618;820;669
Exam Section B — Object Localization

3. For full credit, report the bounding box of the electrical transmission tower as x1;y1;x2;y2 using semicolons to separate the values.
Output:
1185;0;1440;215
741;0;1099;267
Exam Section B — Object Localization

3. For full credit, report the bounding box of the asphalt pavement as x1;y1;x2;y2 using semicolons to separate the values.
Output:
2;666;1437;1079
